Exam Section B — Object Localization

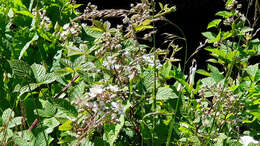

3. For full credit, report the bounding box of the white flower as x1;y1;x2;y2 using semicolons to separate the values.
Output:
89;85;104;98
107;85;119;92
63;23;70;30
240;136;259;146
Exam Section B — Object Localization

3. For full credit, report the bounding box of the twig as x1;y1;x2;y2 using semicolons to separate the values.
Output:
29;118;39;131
54;74;80;99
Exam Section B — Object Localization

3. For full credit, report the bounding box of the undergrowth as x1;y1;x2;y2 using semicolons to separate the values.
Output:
0;0;260;145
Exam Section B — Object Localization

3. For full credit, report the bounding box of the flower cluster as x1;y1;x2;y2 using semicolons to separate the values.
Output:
32;9;52;31
60;22;81;41
196;82;245;135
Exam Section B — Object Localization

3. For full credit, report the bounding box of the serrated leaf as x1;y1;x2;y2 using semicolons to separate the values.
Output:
60;58;73;68
14;137;34;146
208;64;224;83
34;132;47;146
31;64;46;83
255;70;260;83
2;108;14;123
15;83;38;98
82;25;103;39
37;99;57;118
8;117;23;128
58;120;72;131
161;61;172;79
207;19;222;29
156;87;178;100
19;34;39;60
53;99;78;117
8;60;34;80
246;64;258;77
73;55;85;68
43;117;60;134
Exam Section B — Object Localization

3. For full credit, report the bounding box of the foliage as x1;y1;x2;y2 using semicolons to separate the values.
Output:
0;0;259;145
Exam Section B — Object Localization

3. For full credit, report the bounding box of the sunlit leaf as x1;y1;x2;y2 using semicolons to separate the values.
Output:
207;19;222;29
58;120;73;131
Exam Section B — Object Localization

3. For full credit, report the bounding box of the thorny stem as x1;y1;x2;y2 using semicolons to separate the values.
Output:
54;74;80;99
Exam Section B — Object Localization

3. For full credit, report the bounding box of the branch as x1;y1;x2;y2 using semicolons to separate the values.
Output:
54;74;80;99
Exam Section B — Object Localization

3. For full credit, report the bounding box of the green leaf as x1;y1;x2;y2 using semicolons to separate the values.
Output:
43;117;60;134
8;117;23;128
207;19;222;29
103;102;131;146
135;25;154;32
34;132;47;146
82;25;103;39
216;11;233;18
9;60;34;80
255;69;260;83
31;64;56;85
156;87;178;100
14;83;38;98
2;108;14;124
202;32;216;43
196;69;211;76
53;99;78;117
31;64;46;83
58;120;73;131
19;34;39;60
160;61;172;79
246;64;258;77
208;64;224;83
37;99;57;118
15;10;33;18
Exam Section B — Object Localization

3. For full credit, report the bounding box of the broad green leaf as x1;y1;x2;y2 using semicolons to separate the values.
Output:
161;61;172;79
207;19;222;29
58;120;73;131
156;87;178;100
255;70;260;83
14;83;38;98
8;60;33;80
82;25;103;39
8;117;23;128
15;10;33;18
143;70;161;93
60;58;73;68
31;64;46;83
53;99;78;117
103;102;131;146
14;137;34;146
246;64;258;77
37;99;57;118
31;64;56;85
2;108;14;123
19;34;39;60
202;32;216;43
34;132;47;146
43;117;60;134
73;55;85;69
208;64;224;83
216;11;233;18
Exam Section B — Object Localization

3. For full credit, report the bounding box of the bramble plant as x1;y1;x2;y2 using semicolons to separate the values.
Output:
0;0;259;145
